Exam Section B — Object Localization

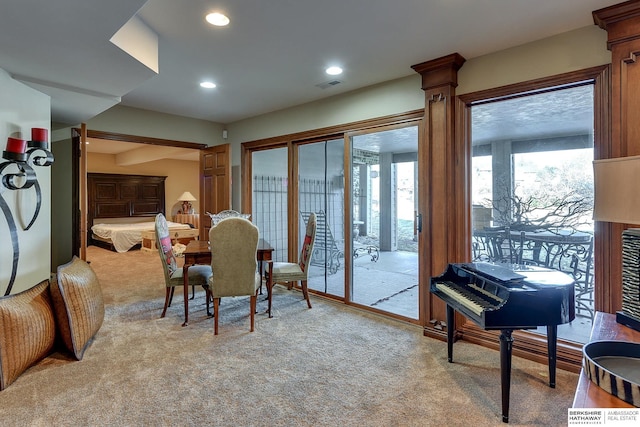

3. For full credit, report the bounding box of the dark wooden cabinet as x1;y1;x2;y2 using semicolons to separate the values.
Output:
87;173;167;247
88;173;166;219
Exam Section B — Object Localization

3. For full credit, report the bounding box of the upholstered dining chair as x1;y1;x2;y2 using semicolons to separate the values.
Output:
265;212;316;318
155;213;212;318
207;209;251;227
208;217;262;335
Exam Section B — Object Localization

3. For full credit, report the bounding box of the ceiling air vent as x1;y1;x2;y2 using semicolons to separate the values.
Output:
315;80;342;89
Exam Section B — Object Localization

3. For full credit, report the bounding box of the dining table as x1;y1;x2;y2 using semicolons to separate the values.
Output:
181;238;274;326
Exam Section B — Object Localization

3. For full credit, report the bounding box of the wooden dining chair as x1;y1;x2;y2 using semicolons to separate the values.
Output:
155;213;212;318
208;217;262;334
265;212;316;318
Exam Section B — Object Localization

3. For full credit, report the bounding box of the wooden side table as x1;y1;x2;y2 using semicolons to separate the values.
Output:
572;311;640;408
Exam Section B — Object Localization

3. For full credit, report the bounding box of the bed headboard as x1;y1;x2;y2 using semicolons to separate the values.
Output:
87;173;167;228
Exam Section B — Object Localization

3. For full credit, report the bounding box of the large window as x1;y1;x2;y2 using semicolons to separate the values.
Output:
471;84;595;344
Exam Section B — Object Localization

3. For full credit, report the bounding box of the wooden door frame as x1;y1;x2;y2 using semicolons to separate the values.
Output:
70;129;207;257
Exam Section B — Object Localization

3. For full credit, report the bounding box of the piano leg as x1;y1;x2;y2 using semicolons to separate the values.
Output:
499;329;514;423
546;325;557;388
446;304;454;362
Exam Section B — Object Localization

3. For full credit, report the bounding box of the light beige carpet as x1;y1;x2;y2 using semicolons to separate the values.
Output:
0;246;577;426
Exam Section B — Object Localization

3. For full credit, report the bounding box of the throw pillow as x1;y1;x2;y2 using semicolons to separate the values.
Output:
0;280;56;390
50;256;104;360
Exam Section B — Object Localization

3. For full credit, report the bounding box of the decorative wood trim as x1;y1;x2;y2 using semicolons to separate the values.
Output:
85;129;207;150
412;53;467;329
240;143;252;216
289;140;299;263
240;110;424;150
460;323;583;373
425;320;582;373
411;53;466;90
593;2;640;315
594;0;640;49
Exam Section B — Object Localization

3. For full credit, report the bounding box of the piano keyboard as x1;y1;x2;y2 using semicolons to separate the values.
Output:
434;281;504;317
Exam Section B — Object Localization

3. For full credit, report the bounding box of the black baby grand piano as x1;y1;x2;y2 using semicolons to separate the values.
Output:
430;262;575;423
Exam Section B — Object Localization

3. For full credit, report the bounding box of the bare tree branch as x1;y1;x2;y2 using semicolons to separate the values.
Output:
481;189;593;234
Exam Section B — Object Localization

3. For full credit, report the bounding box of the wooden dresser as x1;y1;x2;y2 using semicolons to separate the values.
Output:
572;311;640;408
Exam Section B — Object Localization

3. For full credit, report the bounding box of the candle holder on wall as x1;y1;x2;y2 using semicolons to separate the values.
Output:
1;128;54;296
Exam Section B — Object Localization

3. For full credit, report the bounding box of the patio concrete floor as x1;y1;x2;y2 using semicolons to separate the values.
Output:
305;249;593;344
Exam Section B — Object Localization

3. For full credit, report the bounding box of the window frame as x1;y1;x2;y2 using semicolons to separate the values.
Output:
457;64;611;370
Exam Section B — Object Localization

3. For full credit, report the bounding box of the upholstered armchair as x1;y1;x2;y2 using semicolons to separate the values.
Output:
208;217;262;334
265;212;316;317
155;213;212;318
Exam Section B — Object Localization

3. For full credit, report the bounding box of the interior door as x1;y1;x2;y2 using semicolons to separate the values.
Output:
200;143;231;239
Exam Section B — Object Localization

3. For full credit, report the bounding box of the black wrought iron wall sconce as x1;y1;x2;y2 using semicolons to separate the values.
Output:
1;128;54;295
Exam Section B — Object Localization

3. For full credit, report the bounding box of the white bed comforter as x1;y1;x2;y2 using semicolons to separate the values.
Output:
91;221;190;253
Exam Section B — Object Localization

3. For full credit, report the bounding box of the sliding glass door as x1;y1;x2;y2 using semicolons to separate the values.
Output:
251;148;288;263
247;119;422;323
350;125;419;319
298;139;346;298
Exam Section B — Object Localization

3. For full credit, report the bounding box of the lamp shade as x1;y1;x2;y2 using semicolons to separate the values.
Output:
178;191;197;202
593;155;640;224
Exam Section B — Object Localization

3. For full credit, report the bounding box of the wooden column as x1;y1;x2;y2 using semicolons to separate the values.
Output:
412;53;466;339
593;1;640;313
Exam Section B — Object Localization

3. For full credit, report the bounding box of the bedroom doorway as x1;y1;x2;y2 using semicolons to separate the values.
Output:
69;128;208;259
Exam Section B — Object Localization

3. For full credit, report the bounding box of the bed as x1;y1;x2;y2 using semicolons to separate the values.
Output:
88;173;192;252
90;219;191;253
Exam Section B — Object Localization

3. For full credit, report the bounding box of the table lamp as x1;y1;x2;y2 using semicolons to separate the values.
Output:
593;155;640;331
178;191;196;214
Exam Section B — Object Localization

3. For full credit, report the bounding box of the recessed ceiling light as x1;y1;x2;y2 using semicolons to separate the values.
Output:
205;12;230;27
326;66;343;76
200;81;216;89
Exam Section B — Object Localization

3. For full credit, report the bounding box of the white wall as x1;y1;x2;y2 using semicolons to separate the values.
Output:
226;75;423;166
227;25;611;154
0;68;51;295
457;25;610;95
86;105;224;145
224;25;611;210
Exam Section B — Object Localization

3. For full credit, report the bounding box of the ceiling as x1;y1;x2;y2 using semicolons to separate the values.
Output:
0;0;619;161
